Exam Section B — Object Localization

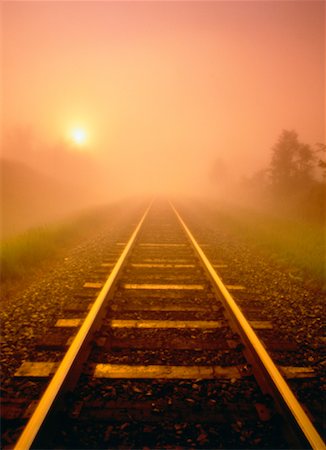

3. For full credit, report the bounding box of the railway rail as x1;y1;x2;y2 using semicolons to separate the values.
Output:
2;200;324;449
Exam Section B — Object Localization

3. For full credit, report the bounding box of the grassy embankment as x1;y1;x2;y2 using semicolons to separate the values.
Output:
0;207;112;283
208;204;325;286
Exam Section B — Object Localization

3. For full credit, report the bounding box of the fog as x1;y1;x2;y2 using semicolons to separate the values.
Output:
1;1;324;236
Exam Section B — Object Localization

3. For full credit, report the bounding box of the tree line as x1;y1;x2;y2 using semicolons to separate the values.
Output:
244;130;326;221
269;130;325;192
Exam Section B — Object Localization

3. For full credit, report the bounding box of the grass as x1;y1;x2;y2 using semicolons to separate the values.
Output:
2;200;324;287
1;226;73;280
203;201;326;285
0;206;112;283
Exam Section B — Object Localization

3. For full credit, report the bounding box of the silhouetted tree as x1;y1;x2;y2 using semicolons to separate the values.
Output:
269;130;315;193
318;159;326;179
294;143;315;186
270;130;298;191
315;143;326;179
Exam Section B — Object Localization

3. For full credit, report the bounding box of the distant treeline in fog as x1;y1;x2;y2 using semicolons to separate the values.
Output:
0;127;117;238
0;159;93;238
240;130;325;222
1;126;325;239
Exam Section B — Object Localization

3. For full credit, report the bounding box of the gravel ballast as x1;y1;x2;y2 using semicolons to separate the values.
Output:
0;200;146;385
1;198;324;447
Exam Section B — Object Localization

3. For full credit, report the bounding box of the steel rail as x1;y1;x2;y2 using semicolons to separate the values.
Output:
14;202;152;450
171;202;325;450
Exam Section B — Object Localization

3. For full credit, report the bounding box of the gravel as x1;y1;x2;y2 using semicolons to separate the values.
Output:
177;200;326;436
177;201;325;370
1;199;324;448
0;201;145;385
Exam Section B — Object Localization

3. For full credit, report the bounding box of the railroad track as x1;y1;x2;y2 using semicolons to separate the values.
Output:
2;200;324;449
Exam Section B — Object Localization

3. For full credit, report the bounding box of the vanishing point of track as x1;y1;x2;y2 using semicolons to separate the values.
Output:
9;201;325;449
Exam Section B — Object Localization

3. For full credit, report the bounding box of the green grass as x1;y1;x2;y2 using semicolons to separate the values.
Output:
0;207;111;282
1;226;73;280
204;202;325;285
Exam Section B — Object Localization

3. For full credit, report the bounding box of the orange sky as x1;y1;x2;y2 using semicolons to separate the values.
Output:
1;1;325;193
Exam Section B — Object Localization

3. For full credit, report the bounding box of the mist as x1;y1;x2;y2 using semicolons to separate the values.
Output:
1;1;324;236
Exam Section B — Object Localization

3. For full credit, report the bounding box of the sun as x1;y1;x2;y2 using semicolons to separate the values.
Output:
71;127;87;145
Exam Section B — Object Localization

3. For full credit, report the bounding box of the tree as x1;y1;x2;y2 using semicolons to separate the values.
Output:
315;143;326;179
294;143;315;185
318;159;326;179
269;129;299;192
269;130;315;193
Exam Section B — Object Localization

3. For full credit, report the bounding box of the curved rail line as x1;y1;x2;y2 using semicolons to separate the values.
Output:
14;201;324;450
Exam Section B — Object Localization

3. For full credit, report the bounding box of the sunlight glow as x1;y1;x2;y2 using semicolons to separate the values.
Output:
71;128;87;145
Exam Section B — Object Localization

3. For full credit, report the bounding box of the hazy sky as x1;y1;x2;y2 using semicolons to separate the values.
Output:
1;0;325;194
